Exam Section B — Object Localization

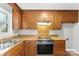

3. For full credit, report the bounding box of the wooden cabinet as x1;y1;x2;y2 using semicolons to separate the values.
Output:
25;40;37;56
21;10;78;30
12;9;21;30
52;12;62;29
61;10;78;23
4;41;24;56
22;11;37;29
53;40;66;56
9;3;21;30
21;10;61;30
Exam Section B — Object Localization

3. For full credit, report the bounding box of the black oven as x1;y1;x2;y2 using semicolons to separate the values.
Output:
36;37;53;55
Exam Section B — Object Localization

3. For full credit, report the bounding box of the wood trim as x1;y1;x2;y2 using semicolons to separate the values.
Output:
8;3;21;11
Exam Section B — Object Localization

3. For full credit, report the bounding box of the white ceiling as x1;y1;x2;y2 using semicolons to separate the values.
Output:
17;3;79;10
0;3;12;12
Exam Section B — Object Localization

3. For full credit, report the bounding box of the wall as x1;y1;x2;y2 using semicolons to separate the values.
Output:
72;23;79;53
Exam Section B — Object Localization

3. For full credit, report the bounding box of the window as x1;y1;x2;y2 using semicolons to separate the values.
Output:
0;11;7;32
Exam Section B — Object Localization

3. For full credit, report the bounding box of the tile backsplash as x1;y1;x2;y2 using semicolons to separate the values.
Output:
19;30;63;37
19;30;38;35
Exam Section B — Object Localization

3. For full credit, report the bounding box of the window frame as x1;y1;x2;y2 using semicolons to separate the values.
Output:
0;7;8;33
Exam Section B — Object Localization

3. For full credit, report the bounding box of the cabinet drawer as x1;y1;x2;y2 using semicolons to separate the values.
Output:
54;40;65;45
25;40;36;44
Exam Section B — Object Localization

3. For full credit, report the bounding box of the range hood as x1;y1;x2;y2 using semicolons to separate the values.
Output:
37;22;51;26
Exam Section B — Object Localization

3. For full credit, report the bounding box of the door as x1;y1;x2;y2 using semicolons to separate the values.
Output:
62;24;73;50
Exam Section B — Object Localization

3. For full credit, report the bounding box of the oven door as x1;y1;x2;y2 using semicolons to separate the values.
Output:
37;44;53;54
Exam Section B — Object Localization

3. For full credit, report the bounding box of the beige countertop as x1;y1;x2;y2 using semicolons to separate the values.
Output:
19;35;65;41
20;35;38;40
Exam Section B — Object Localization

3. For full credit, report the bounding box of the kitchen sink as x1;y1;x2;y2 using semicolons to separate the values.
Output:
0;39;21;50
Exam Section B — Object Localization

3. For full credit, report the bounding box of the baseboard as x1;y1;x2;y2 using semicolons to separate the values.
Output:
72;50;79;54
66;49;74;51
66;49;79;54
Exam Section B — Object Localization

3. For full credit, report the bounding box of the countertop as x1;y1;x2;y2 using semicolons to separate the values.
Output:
19;35;65;41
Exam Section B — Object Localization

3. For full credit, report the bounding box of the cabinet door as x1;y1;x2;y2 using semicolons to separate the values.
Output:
53;40;66;56
25;40;37;56
61;11;78;23
22;11;37;29
12;9;21;30
53;46;65;56
16;49;24;56
52;12;61;29
22;15;30;29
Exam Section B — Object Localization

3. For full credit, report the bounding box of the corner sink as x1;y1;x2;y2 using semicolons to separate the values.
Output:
0;39;21;50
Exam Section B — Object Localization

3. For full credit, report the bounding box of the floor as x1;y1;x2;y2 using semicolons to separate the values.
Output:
66;51;79;56
37;51;79;56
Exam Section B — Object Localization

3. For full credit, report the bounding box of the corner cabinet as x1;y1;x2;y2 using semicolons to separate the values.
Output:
25;40;37;56
4;41;24;56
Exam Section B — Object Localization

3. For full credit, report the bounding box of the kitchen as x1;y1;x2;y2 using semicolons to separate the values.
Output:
0;3;79;56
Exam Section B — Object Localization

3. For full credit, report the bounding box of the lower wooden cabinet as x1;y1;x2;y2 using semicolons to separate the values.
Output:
4;40;65;56
25;40;65;56
4;41;24;56
53;40;66;56
25;40;37;56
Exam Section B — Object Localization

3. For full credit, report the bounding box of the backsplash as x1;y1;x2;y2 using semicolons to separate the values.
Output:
19;30;38;35
0;33;18;40
19;30;63;37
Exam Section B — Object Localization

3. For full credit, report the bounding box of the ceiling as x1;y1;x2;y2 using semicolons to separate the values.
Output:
17;3;79;10
0;3;12;12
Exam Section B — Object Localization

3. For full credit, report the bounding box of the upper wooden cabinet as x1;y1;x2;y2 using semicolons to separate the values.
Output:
21;10;61;29
12;9;21;30
52;11;62;29
21;10;78;30
9;3;21;30
22;11;38;29
61;10;78;23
